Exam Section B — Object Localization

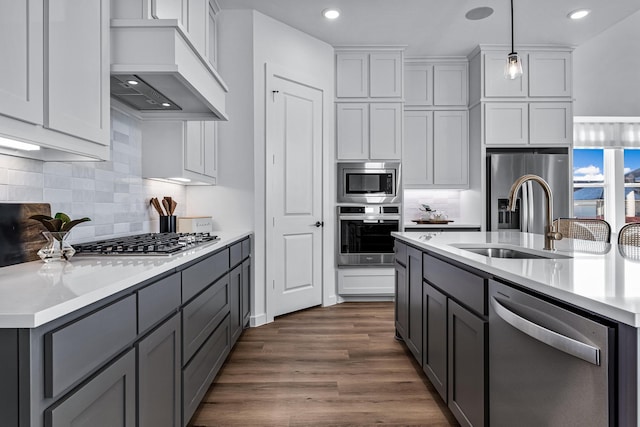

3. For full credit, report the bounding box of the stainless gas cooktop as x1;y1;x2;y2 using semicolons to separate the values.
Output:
72;232;219;256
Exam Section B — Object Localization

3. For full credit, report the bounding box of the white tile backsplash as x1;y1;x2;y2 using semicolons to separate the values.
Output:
0;109;187;242
404;189;462;223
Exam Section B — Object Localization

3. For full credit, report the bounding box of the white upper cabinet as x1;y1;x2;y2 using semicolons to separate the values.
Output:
206;0;219;69
483;52;528;98
528;52;572;97
150;0;187;24
142;120;217;184
47;0;110;146
433;111;468;186
336;53;369;98
529;102;572;145
404;60;468;107
370;103;402;160
336;103;401;160
403;110;468;188
369;53;402;98
404;111;434;186
336;103;369;159
433;64;468;106
0;0;43;125
336;49;403;99
0;0;110;161
404;63;433;106
484;103;528;145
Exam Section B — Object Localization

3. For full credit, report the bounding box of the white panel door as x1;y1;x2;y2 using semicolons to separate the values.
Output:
433;110;468;186
0;0;43;124
529;52;572;97
529;102;572;145
47;0;109;145
403;110;434;186
370;103;402;160
336;103;369;159
184;121;203;174
369;52;402;98
268;75;323;317
336;53;368;98
484;103;528;146
483;52;528;98
404;63;433;106
434;64;468;106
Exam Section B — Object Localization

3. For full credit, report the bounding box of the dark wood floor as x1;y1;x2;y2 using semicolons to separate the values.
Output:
189;302;458;426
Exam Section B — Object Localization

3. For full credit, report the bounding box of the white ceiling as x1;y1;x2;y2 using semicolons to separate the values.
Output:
217;0;640;56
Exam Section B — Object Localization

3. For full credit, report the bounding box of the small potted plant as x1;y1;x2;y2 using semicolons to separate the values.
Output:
30;213;91;262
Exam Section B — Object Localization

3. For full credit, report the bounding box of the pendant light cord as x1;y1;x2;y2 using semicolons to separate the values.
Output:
510;0;515;54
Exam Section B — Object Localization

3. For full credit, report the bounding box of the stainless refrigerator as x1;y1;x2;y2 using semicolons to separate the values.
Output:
487;152;570;233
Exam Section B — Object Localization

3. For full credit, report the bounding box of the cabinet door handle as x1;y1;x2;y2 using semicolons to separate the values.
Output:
491;296;601;365
313;221;324;228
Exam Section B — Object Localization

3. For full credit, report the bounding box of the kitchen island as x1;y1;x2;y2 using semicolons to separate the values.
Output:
393;230;640;427
0;230;252;427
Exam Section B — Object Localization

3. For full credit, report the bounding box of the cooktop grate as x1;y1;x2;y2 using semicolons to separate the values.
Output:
72;232;219;256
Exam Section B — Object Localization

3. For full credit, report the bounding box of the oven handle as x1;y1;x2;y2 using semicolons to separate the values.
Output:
339;215;401;221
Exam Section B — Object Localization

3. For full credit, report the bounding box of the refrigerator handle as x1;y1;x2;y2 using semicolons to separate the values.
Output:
527;181;535;232
521;184;529;232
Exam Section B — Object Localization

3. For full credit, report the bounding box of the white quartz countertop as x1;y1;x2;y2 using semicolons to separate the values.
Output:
403;222;481;229
393;231;640;327
0;230;251;328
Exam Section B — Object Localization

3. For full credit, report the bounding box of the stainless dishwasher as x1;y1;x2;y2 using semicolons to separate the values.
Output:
489;280;613;426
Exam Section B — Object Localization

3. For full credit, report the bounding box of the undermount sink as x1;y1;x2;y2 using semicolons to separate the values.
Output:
452;244;572;260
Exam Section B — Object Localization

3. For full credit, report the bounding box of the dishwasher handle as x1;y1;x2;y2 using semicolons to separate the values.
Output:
491;297;601;366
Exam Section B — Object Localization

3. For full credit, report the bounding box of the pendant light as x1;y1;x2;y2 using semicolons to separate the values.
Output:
504;0;523;79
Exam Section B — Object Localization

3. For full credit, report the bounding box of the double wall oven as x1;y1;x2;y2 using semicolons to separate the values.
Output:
337;162;401;267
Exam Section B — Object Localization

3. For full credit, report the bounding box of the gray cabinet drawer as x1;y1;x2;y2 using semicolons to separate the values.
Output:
182;274;230;364
45;348;136;427
45;295;137;398
183;315;230;426
230;241;242;268
423;253;487;316
138;273;180;334
241;237;251;259
182;248;229;302
395;240;407;266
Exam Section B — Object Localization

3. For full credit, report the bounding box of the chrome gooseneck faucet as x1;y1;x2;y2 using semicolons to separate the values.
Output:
507;174;563;251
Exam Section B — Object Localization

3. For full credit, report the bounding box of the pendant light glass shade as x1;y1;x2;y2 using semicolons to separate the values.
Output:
504;52;523;79
504;0;523;79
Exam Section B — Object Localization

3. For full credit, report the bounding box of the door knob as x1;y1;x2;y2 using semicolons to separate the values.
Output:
314;221;324;228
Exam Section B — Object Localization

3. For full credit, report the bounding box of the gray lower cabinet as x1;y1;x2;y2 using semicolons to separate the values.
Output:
422;283;447;401
394;259;408;338
138;313;181;427
447;299;487;427
230;263;243;343
406;246;423;361
183;315;231;426
241;258;251;327
44;349;136;427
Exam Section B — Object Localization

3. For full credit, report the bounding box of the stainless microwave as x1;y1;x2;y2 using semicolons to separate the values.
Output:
337;162;401;204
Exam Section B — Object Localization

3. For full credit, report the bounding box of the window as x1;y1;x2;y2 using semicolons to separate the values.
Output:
624;149;640;223
573;148;604;219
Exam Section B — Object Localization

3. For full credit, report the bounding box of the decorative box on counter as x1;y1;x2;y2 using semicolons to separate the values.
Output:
177;216;213;233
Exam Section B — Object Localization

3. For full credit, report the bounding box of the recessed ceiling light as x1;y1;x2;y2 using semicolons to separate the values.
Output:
126;80;139;85
568;9;591;20
465;7;494;20
322;8;340;20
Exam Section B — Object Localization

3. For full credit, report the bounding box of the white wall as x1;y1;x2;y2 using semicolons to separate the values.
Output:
188;10;335;326
573;10;640;117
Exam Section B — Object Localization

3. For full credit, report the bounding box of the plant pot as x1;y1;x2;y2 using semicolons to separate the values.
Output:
37;231;76;262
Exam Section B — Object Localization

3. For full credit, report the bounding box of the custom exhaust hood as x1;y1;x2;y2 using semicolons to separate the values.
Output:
110;19;228;121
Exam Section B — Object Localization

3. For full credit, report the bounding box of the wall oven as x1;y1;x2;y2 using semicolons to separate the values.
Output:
338;205;400;266
338;162;401;204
